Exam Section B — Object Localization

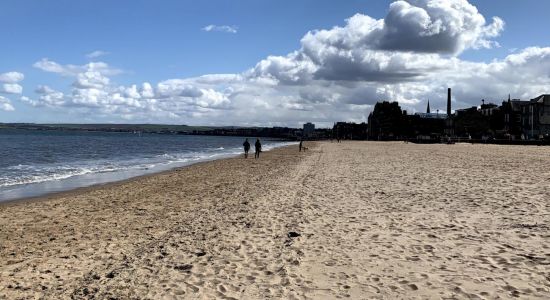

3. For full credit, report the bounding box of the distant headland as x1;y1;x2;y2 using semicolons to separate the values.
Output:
0;123;324;141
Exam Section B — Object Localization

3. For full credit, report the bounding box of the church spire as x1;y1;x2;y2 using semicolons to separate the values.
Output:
426;100;431;114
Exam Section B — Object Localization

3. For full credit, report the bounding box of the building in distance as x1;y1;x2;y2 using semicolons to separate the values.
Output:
303;122;315;138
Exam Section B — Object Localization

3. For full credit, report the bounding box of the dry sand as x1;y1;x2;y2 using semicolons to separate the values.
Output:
1;142;549;299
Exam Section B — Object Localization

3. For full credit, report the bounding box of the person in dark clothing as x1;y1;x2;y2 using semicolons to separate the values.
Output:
299;139;303;152
243;138;251;158
254;138;262;159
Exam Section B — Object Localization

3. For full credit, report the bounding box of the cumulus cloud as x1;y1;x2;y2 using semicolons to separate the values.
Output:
140;82;155;98
33;59;80;76
73;71;110;89
0;72;24;83
156;80;204;98
248;51;317;84
202;25;238;33
33;58;122;76
28;57;236;121
260;0;503;84
0;96;15;111
86;50;109;59
377;0;504;53
21;85;66;107
0;71;24;95
22;0;550;126
1;83;23;94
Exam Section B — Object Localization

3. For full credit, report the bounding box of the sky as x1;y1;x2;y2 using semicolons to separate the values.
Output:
1;0;550;127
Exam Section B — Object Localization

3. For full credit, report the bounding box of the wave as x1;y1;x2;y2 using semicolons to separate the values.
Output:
0;142;294;189
0;163;154;188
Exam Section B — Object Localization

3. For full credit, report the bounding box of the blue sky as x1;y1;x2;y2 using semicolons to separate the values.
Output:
1;1;390;82
1;0;550;126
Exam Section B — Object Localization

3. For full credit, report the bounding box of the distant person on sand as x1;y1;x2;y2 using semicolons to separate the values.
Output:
299;139;303;152
243;138;251;158
254;138;262;159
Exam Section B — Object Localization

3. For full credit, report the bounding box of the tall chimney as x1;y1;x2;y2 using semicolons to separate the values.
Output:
447;88;451;116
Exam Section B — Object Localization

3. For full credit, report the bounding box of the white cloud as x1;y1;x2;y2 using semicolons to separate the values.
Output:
195;88;231;109
33;59;79;76
86;50;109;59
21;0;550;126
377;0;504;54
248;51;317;84
1;83;23;94
123;84;141;99
22;85;66;107
35;85;56;94
0;71;24;95
19;96;35;106
29;58;236;121
202;24;238;34
140;82;155;98
73;71;110;89
33;58;122;76
156;80;204;98
71;87;107;107
0;72;24;83
0;96;15;111
248;0;503;86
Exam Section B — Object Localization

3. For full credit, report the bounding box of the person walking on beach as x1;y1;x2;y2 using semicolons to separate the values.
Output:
243;138;251;158
254;138;262;159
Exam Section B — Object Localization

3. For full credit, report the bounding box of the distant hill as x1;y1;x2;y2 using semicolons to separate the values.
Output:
41;123;214;132
0;123;308;140
1;123;222;132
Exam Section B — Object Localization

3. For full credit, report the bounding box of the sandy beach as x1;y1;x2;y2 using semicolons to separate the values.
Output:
1;142;549;299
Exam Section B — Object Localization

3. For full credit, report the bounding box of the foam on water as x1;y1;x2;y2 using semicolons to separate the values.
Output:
0;130;296;202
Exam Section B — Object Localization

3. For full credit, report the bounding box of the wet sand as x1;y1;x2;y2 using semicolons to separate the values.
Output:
1;142;549;299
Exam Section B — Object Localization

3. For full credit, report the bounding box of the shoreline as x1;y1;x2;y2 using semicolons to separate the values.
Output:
0;157;219;208
0;142;310;298
0;142;296;206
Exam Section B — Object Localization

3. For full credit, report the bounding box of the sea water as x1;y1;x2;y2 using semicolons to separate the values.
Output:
0;129;294;202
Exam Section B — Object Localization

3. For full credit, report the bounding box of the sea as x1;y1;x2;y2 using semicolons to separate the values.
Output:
0;129;295;202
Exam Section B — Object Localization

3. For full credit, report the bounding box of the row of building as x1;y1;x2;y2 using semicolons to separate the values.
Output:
330;89;550;141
